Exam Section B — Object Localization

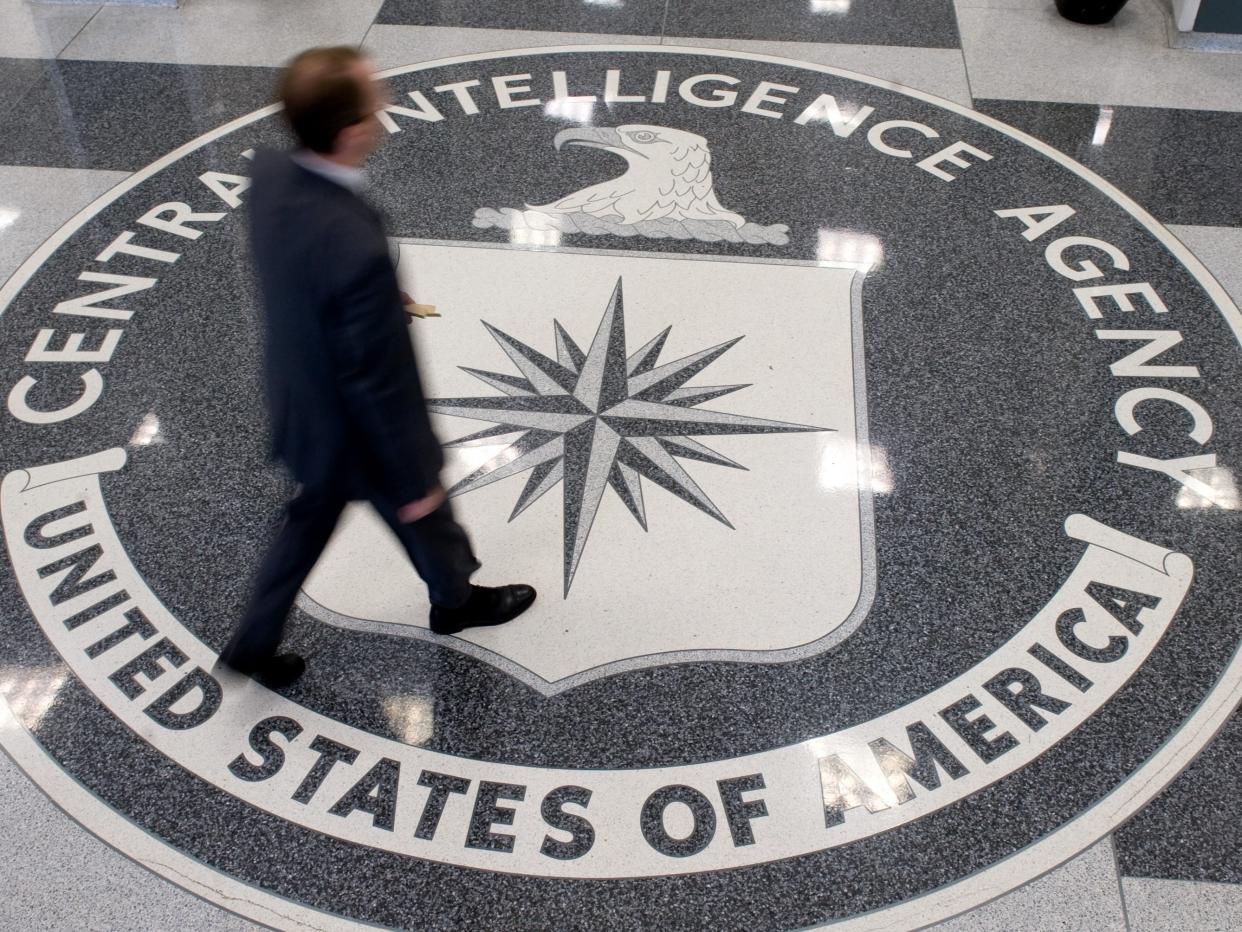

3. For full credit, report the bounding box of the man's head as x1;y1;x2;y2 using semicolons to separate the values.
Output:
279;47;388;165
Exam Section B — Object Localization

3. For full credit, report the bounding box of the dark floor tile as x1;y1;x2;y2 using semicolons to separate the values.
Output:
374;0;666;35
1115;707;1242;884
0;58;53;123
664;0;961;48
0;59;279;172
975;99;1242;229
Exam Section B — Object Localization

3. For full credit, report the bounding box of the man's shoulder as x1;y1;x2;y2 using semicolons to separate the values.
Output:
253;149;327;197
252;151;376;231
251;147;296;186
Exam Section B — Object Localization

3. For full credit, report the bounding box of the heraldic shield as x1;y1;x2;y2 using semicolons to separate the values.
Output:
300;243;877;691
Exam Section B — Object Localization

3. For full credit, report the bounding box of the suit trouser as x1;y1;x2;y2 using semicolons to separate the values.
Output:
220;482;479;671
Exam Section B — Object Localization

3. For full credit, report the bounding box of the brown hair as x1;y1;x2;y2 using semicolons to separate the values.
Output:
279;46;369;154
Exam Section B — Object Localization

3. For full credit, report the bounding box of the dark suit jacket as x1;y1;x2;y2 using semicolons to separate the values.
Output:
248;149;442;504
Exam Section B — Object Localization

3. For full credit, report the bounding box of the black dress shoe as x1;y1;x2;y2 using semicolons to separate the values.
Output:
429;584;536;635
222;653;306;689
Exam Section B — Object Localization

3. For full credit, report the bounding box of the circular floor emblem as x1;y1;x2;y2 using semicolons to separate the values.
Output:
1;48;1240;929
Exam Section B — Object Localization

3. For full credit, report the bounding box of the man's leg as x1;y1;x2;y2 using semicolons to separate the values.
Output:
371;495;480;608
369;491;535;633
221;484;345;671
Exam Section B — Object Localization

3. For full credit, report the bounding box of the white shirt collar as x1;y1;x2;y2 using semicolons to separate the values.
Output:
290;150;366;193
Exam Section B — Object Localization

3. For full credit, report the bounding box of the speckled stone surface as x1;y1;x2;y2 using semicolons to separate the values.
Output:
662;35;974;106
1104;221;1242;897
1122;876;1242;931
974;100;1242;228
663;0;962;48
0;166;130;281
956;0;1242;112
928;838;1126;931
1166;225;1242;302
0;59;278;171
1114;706;1242;885
363;24;659;71
58;0;385;67
0;46;1240;928
375;0;668;36
0;753;255;930
0;0;100;60
0;57;53;122
374;0;963;48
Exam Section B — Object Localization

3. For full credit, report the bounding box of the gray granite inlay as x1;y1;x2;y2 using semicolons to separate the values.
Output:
0;166;132;283
0;59;278;171
928;838;1126;931
663;0;962;49
375;0;667;36
0;752;254;929
0;1;100;60
1114;706;1242;885
58;0;384;68
0;57;52;123
976;99;1242;228
1122;876;1242;932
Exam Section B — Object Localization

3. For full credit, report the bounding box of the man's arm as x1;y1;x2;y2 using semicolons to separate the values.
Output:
325;235;444;507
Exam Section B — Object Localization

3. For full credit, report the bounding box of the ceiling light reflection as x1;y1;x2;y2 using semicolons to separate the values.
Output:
0;208;20;230
0;666;68;730
1175;467;1240;510
128;411;164;447
510;227;563;248
382;694;434;746
447;441;517;474
819;443;893;495
810;0;852;13
544;98;595;123
809;745;904;813
1091;106;1114;146
817;229;884;270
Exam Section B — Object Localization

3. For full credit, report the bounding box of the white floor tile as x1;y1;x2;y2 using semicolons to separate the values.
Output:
957;0;1242;111
0;166;129;284
663;35;974;107
59;0;384;67
926;838;1127;931
1122;876;1242;931
0;751;254;930
1167;224;1242;308
0;0;100;59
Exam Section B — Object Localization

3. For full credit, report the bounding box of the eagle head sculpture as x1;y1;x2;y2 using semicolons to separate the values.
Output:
526;124;747;228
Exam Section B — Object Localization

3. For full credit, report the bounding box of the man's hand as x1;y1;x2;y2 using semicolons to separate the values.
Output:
400;290;440;320
397;485;447;523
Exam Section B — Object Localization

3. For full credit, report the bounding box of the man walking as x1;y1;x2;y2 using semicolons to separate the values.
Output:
221;47;535;688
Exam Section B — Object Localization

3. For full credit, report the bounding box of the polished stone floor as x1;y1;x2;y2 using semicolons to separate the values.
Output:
1;0;1241;929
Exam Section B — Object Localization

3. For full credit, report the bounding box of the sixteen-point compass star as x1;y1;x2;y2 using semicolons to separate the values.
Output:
428;278;829;595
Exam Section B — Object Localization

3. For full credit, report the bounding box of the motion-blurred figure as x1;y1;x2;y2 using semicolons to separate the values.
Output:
221;47;535;688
